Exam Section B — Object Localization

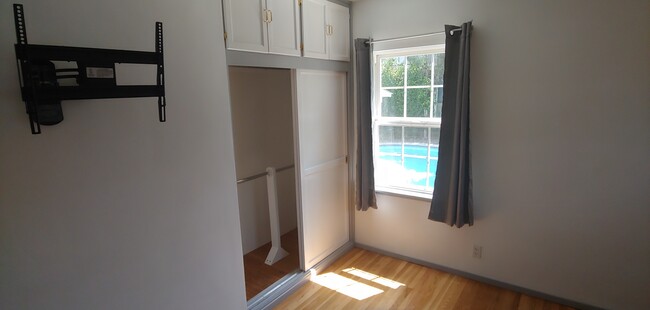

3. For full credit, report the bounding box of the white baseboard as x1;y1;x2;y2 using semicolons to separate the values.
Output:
355;243;604;310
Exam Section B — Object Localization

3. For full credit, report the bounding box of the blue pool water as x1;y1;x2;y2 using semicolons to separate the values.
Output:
378;144;439;188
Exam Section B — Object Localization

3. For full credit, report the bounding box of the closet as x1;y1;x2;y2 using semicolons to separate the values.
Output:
229;66;349;300
229;67;298;299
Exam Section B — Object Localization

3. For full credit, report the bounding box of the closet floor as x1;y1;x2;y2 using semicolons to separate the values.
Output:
244;229;300;300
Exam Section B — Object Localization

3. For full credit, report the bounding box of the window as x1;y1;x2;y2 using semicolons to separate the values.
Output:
373;45;445;198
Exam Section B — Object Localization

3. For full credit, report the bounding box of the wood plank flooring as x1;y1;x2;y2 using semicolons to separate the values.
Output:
275;248;575;310
244;229;300;300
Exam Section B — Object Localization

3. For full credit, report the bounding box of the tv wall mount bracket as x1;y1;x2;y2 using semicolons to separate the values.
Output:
12;3;166;134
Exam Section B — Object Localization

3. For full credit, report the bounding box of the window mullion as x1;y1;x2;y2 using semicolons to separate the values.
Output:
401;125;405;169
378;56;383;117
375;118;441;127
403;57;408;118
426;128;431;189
429;54;434;118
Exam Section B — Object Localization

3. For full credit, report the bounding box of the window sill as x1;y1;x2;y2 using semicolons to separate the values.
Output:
375;186;432;202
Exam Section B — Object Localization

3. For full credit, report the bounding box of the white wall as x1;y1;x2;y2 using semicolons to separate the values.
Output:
352;0;650;309
0;1;246;309
228;67;298;254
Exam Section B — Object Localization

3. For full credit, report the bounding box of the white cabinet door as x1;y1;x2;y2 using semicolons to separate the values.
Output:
293;70;348;270
302;0;349;61
326;2;350;61
223;0;268;53
301;0;328;60
266;0;301;56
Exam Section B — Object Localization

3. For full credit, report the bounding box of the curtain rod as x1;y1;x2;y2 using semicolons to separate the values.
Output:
366;28;462;45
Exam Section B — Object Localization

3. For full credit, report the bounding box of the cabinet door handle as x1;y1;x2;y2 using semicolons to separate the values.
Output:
329;25;334;35
268;10;273;23
263;9;268;23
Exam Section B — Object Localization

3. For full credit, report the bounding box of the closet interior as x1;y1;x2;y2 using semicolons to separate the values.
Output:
228;66;299;300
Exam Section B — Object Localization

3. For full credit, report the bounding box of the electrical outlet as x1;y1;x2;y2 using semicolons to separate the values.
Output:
473;245;483;259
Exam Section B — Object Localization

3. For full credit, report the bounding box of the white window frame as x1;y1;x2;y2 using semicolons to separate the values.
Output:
372;44;445;199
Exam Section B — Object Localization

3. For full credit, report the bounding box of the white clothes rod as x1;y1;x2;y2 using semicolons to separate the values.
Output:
236;164;294;184
366;28;462;45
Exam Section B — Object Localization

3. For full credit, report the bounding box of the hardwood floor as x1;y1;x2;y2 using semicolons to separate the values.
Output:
275;248;575;310
244;229;300;300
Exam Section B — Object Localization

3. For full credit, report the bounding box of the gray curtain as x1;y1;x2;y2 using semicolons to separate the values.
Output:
428;22;473;227
355;38;377;211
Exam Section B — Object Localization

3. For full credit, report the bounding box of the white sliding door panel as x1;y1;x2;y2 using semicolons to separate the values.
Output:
293;70;348;270
266;0;301;56
301;159;348;269
301;0;328;59
223;0;268;53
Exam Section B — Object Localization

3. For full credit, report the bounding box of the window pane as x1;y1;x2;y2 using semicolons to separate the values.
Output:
432;87;443;118
381;89;404;117
404;144;427;157
378;125;402;145
375;126;437;191
406;88;431;117
404;157;427;188
404;127;428;146
434;53;445;85
428;128;440;189
381;57;405;87
429;127;441;147
428;158;438;189
379;154;402;165
406;55;431;86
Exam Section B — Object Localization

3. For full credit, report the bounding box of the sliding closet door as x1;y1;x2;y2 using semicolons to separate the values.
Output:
293;70;348;271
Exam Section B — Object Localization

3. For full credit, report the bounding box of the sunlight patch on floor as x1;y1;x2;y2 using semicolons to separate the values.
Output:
310;272;384;300
343;267;405;289
309;267;407;301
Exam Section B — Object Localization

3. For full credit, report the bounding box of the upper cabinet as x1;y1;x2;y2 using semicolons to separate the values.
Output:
222;0;349;61
223;0;301;57
302;0;350;61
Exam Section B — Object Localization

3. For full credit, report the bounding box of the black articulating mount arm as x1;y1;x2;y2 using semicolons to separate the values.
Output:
13;3;166;135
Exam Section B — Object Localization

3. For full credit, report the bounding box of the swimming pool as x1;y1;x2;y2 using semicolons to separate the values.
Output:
377;144;438;189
